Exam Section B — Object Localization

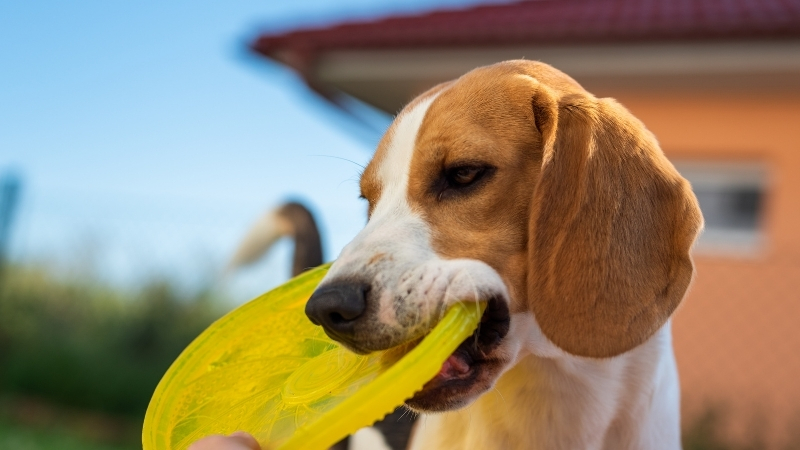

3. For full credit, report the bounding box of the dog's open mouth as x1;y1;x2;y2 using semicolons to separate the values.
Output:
404;297;510;411
435;297;510;380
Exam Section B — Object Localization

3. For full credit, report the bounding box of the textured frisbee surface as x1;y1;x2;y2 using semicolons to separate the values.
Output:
142;264;485;450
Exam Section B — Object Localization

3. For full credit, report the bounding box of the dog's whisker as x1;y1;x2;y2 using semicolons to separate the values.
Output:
397;406;415;422
336;177;360;189
307;153;366;170
492;386;507;406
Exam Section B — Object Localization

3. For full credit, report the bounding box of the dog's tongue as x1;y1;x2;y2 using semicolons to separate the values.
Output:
438;353;471;379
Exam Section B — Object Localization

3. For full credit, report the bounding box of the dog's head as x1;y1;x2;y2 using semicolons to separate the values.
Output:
305;60;703;412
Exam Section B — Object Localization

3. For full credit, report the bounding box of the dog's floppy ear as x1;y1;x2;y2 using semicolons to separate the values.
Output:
527;88;703;358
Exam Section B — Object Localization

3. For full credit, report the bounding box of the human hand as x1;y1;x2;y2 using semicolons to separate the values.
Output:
188;432;261;450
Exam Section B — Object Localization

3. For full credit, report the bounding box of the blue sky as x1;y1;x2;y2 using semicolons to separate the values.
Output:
0;0;495;299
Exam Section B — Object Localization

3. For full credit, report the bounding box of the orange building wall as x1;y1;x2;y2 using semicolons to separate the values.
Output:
612;92;800;447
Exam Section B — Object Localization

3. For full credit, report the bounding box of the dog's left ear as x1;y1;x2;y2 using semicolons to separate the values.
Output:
527;88;703;358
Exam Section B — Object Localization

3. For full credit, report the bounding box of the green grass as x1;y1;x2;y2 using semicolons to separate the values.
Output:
0;419;139;450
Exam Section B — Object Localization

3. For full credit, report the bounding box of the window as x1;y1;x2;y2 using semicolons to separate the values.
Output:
673;161;767;256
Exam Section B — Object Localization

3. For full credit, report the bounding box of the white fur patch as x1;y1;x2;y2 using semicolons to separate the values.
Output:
351;426;391;450
321;89;509;344
375;94;438;217
324;93;438;281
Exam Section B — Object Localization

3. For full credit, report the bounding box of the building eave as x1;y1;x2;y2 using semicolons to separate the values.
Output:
252;0;800;114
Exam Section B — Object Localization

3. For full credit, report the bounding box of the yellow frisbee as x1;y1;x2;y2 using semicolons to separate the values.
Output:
142;263;485;450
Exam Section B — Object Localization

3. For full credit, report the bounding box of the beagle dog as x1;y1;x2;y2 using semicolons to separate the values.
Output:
305;60;703;450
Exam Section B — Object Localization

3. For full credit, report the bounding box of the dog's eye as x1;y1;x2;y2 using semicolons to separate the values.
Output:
447;166;484;187
435;164;494;201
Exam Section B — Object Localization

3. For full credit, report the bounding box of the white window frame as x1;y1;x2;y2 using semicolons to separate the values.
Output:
672;161;768;257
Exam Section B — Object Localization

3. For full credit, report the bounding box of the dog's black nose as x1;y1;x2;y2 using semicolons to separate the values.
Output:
305;283;369;338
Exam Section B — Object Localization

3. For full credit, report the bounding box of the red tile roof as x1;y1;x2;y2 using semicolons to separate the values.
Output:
253;0;800;64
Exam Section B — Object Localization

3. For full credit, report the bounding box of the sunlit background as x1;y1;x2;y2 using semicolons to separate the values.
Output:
2;0;499;298
0;1;491;448
2;1;799;449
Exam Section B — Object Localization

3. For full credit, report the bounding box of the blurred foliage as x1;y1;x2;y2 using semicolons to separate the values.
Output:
683;408;800;450
0;419;137;450
0;263;224;419
684;409;759;450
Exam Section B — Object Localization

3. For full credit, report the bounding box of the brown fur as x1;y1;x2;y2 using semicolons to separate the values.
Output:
528;86;702;357
371;60;702;358
345;61;703;448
